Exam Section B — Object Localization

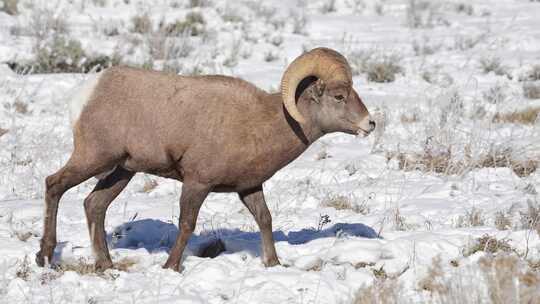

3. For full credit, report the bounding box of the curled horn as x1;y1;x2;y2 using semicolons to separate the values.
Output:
280;47;352;124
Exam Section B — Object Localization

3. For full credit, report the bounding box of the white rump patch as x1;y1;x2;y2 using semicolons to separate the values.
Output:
68;72;103;127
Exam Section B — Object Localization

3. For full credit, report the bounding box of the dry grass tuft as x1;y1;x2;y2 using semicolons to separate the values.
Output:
15;255;32;281
321;195;369;214
493;107;540;124
418;256;448;293
463;234;514;257
354;278;401;304
14;230;34;242
519;199;540;235
13;100;29;114
56;257;137;276
456;207;485;228
141;178;158;193
494;210;513;230
389;146;537;177
321;195;353;210
392;208;416;231
400;112;420;123
477;150;537;177
113;257;138;272
479;255;540;304
354;254;540;304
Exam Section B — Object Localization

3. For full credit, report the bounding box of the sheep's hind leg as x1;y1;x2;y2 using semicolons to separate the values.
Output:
36;154;114;267
163;181;211;272
239;186;280;267
83;167;134;271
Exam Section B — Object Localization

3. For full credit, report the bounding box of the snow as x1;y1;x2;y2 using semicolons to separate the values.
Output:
1;0;540;303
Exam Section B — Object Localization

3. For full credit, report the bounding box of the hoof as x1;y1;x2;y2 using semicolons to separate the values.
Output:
263;258;281;267
162;262;181;272
35;251;45;267
95;260;114;272
35;250;51;267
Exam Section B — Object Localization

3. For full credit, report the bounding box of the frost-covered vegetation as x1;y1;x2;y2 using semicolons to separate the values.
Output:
1;0;540;303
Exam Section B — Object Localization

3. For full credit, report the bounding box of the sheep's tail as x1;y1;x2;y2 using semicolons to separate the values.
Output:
68;72;103;127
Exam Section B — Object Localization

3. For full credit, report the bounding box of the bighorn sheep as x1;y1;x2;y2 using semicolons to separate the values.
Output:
36;47;375;271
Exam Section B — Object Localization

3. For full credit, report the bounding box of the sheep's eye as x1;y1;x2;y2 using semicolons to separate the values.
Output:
335;95;345;102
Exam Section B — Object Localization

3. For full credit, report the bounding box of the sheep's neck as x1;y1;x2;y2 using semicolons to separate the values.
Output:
267;92;323;151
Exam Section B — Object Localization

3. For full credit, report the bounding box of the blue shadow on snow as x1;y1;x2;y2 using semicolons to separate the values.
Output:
105;219;379;257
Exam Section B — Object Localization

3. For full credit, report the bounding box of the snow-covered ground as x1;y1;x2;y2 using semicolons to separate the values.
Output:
1;0;540;303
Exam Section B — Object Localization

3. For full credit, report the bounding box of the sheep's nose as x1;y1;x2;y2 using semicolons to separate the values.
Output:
369;120;376;132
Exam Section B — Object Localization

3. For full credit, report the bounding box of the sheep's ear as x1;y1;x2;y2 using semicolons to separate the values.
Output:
314;79;325;97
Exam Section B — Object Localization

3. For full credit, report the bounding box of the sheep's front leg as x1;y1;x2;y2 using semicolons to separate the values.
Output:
239;186;280;267
163;181;211;272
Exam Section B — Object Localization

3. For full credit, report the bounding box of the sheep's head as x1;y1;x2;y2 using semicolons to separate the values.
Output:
281;47;375;137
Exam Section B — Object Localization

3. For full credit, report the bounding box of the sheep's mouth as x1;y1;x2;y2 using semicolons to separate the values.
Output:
356;127;371;137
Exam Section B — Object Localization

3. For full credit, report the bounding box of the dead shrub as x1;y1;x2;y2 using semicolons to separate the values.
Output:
0;0;18;15
400;111;420;123
463;234;514;257
456;207;485;228
13;100;28;114
519;199;540;235
189;0;211;7
14;230;34;242
131;13;152;34
141;178;158;193
453;33;486;51
494;210;513;230
161;12;205;36
418;256;447;294
290;10;309;35
389;150;455;175
0;127;8;137
320;0;337;14
57;257;137;276
321;195;353;210
28;7;69;41
366;54;403;83
523;81;540;99
454;3;474;15
479;56;508;76
477;149;537;177
347;49;372;76
15;255;32;281
142;21;195;65
412;36;441;56
483;83;508;104
522;65;540;81
8;9;120;74
9;36;84;73
354;278;402;304
479;255;540;304
355;254;540;304
321;195;369;214
492;107;540;124
406;0;447;28
389;146;537;177
392;208;416;231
